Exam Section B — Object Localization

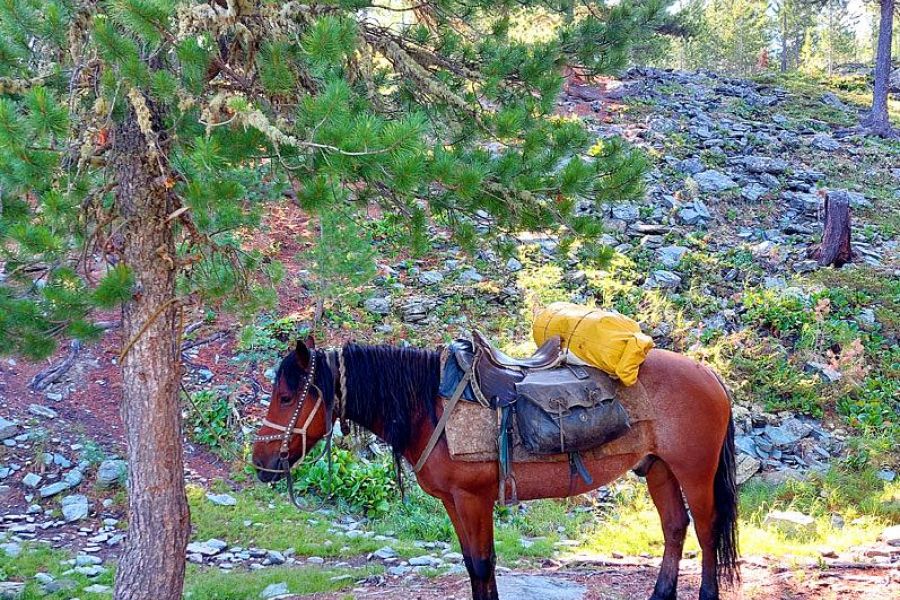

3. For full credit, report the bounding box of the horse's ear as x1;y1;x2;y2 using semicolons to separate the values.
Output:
295;338;311;370
305;333;316;350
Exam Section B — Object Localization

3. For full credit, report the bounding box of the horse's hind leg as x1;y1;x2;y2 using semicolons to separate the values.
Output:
673;467;720;600
646;459;690;600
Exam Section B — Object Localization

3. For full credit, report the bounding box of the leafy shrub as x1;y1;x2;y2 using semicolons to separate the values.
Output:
187;390;234;451
294;447;397;514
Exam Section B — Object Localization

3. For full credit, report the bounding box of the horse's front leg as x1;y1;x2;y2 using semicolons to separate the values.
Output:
443;492;498;600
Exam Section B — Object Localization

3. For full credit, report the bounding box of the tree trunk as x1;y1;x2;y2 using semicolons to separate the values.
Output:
816;190;853;268
864;0;894;134
112;103;189;600
781;9;789;73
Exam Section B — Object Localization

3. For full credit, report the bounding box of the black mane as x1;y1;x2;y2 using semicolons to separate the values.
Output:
276;343;442;458
342;343;442;458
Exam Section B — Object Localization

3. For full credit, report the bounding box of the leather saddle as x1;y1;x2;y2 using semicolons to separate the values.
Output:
458;331;563;407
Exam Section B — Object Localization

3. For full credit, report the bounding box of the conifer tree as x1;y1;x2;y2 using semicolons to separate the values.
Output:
864;0;896;135
0;1;668;597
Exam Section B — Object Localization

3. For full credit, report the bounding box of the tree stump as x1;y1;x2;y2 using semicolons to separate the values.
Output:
815;190;853;267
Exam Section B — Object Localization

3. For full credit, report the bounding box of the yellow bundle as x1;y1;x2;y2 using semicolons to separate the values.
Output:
533;302;654;386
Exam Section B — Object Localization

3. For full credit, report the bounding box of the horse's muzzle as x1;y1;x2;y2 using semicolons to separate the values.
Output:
253;457;285;483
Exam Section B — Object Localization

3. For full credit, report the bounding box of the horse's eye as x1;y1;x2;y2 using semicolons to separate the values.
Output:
279;395;293;405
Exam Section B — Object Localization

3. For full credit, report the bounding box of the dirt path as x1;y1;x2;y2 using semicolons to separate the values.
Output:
305;560;899;599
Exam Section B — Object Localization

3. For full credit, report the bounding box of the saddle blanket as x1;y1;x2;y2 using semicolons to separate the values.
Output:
441;375;655;464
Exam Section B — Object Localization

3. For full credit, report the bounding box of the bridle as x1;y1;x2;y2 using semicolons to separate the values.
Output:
253;348;348;509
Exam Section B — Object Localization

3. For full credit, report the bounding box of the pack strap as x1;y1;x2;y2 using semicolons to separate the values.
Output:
413;369;472;473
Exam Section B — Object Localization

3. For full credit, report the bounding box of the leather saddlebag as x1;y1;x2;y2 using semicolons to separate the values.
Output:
514;366;631;455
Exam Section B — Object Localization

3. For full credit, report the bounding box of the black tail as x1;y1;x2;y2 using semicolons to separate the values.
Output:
713;401;740;587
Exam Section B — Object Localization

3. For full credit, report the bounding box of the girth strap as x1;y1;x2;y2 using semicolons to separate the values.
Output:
414;369;472;473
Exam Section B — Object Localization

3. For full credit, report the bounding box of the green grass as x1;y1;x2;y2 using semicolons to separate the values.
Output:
0;543;115;600
183;565;358;600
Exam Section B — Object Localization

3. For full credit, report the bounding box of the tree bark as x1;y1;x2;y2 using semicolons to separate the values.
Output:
815;190;853;268
864;0;895;134
111;104;189;600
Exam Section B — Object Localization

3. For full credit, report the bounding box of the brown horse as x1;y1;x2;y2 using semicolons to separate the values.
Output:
252;338;739;600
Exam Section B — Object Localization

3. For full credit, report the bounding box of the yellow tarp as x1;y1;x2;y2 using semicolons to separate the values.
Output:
533;302;654;386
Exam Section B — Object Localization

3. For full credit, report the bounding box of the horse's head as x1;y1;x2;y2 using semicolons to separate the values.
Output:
252;336;331;482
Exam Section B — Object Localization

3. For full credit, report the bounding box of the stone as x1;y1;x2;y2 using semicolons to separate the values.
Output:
0;417;18;441
742;156;788;174
657;246;688;268
759;468;807;486
266;550;285;565
811;134;840;151
0;582;25;600
881;525;900;547
505;258;523;272
83;584;112;594
38;481;70;498
22;473;42;488
408;555;442;567
206;492;237;506
693;170;737;192
306;556;325;564
372;546;397;560
611;203;639;223
75;554;103;566
458;269;483;284
61;494;89;522
388;565;412;576
645;270;682;290
764;510;816;536
805;362;842;383
496;575;586;600
678;157;705;175
363;297;391;316
418;270;444;286
0;542;22;558
677;199;711;225
735;454;761;485
186;539;228;556
875;469;896;483
741;183;768;202
96;459;126;489
28;404;58;419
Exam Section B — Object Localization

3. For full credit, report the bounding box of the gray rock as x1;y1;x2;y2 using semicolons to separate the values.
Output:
38;481;71;498
75;554;103;566
645;270;682;290
693;170;737;192
363;297;391;316
186;539;228;557
408;555;442;567
497;575;586;600
22;473;42;488
677;199;711;225
28;404;58;419
418;270;444;286
96;459;126;489
458;269;483;284
806;362;842;383
678;157;705;175
811;134;840;151
61;494;89;522
741;183;768;202
0;542;22;558
372;546;397;560
63;468;83;487
735;453;761;485
875;469;896;483
764;510;816;536
0;417;18;441
742;156;788;174
266;550;285;565
388;565;412;576
611;203;639;223
0;582;25;600
657;246;688;268
83;584;112;594
505;258;523;272
206;492;237;507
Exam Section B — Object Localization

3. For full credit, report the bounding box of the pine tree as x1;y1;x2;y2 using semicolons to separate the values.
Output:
864;0;897;135
0;1;669;597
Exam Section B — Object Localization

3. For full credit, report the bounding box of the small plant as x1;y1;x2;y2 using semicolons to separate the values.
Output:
186;390;235;453
294;447;397;514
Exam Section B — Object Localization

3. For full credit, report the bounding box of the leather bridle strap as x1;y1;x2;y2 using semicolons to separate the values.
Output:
413;369;471;473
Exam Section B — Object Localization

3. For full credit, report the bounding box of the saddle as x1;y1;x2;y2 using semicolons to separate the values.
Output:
421;332;631;504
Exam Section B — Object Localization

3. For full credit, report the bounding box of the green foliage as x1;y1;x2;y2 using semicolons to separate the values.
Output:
186;390;234;452
93;264;135;308
294;447;398;514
